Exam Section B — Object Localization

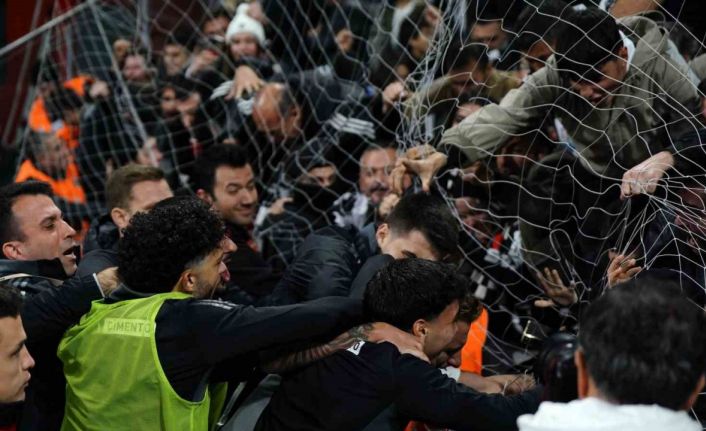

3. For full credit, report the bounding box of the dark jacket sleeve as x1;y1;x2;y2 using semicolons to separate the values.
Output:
672;128;706;176
22;274;103;345
392;356;541;431
164;296;364;368
349;254;394;299
272;228;360;304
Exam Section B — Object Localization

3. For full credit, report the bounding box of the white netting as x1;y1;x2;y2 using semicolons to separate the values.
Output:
3;0;706;418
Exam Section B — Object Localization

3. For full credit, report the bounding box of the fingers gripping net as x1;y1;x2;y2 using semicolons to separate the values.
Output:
5;0;706;405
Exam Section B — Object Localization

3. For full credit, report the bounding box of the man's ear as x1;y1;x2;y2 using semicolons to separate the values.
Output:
575;349;589;399
110;207;130;231
1;242;23;261
411;319;428;338
174;270;196;294
376;223;389;248
196;189;214;206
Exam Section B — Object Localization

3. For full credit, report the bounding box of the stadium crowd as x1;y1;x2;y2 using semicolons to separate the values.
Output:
2;0;706;430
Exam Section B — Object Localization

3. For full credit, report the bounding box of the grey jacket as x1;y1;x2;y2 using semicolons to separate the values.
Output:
440;16;702;176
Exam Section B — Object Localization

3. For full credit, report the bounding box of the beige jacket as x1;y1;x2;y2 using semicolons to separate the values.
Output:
439;16;701;175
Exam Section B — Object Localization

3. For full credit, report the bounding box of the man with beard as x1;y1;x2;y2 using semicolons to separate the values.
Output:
58;197;407;431
332;144;398;229
193;144;280;305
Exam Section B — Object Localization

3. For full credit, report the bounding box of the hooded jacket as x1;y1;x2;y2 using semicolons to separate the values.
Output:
440;16;702;177
517;397;700;431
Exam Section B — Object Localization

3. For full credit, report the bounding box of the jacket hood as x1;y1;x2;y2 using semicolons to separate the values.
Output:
517;398;701;431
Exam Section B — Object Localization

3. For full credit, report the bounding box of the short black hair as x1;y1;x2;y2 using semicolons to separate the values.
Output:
386;193;460;261
0;181;53;256
0;285;23;319
45;87;83;119
512;0;564;53
554;6;622;83
364;259;467;331
398;5;432;49
443;44;489;76
578;275;706;410
192;144;250;195
118;196;224;293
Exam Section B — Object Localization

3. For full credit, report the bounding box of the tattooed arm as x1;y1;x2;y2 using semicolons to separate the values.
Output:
261;322;426;373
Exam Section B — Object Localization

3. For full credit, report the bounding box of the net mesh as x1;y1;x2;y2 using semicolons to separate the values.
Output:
3;0;706;417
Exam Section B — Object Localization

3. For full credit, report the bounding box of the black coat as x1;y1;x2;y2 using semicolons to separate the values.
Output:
269;223;379;305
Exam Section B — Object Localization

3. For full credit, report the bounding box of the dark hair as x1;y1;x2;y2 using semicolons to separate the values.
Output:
0;181;53;256
364;259;467;331
118;197;224;293
554;6;622;83
386;193;460;261
192;144;250;195
457;285;482;323
105;163;166;211
45;87;83;119
398;5;432;49
457;92;493;107
513;1;564;53
0;285;23;319
578;275;706;409
443;44;489;76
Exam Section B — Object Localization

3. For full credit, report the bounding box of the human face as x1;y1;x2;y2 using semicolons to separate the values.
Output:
456;197;493;241
178;92;202;129
376;224;437;261
409;25;435;59
160;87;179;119
187;238;236;299
123;55;149;82
211;165;259;227
448;62;490;97
0;316;34;403
303;166;336;189
471;21;506;51
453;102;484;127
113;179;173;232
252;105;301;142
203;16;229;37
359;148;396;205
136;137;164;167
39;134;70;175
419;301;460;361
433;320;470;368
524;39;553;73
568;51;627;107
4;194;77;275
163;44;189;76
674;187;706;247
229;33;260;60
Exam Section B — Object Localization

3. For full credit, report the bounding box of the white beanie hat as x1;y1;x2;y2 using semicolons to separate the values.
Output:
226;4;266;47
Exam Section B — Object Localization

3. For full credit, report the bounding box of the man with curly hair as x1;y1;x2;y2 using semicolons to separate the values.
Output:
57;197;416;431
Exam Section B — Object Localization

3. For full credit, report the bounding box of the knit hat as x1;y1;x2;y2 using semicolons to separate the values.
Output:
226;4;266;47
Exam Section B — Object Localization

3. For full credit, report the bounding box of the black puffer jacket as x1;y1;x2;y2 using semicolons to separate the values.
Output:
269;223;378;305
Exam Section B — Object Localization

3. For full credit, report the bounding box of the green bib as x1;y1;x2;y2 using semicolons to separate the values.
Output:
58;292;226;431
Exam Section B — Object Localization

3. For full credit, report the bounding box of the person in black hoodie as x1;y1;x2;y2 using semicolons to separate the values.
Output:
193;144;281;305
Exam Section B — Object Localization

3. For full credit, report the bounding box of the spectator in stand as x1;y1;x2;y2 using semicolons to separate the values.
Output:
201;7;231;38
333;144;397;229
193;144;280;305
159;31;192;79
439;6;703;286
271;192;459;305
518;276;706;431
258;153;340;269
44;86;83;151
257;259;540;431
469;7;521;71
385;44;519;143
83;164;172;253
15;133;87;230
0;286;35;430
511;1;563;74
